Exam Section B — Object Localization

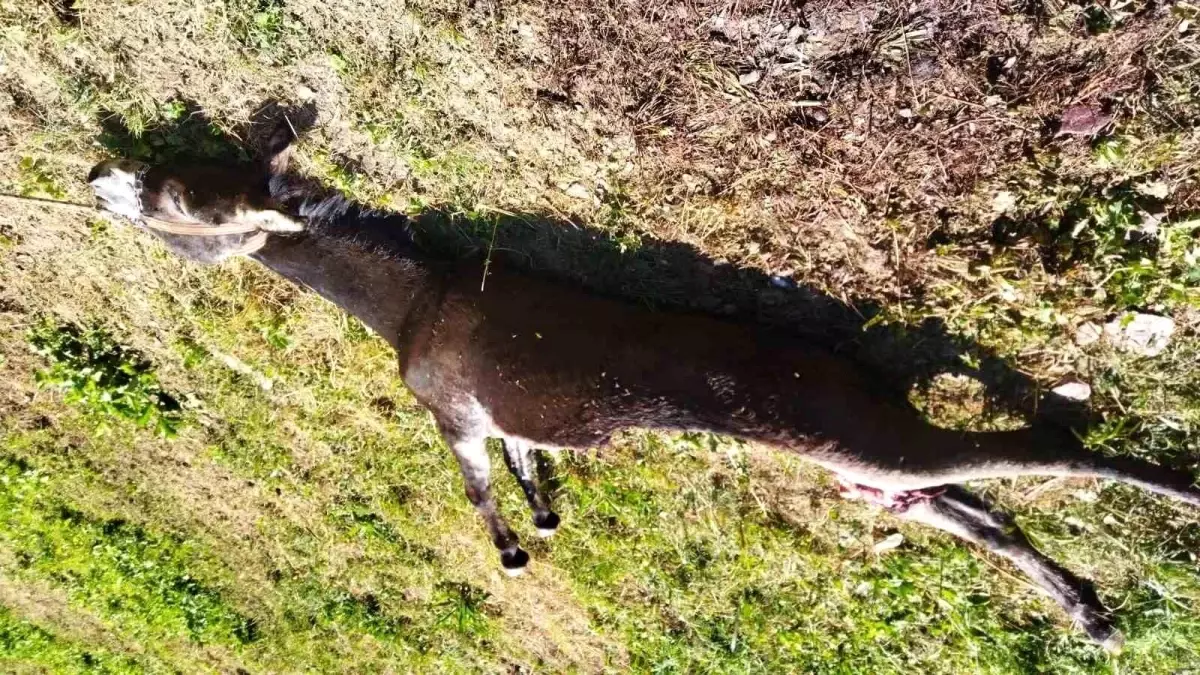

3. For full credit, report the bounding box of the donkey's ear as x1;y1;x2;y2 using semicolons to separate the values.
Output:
264;120;298;176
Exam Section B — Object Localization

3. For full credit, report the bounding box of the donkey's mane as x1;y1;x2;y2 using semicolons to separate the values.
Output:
270;174;416;256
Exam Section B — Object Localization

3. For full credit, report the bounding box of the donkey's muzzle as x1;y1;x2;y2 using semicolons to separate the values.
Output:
88;159;149;223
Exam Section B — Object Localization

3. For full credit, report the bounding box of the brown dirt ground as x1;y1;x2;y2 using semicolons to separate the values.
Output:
520;0;1200;293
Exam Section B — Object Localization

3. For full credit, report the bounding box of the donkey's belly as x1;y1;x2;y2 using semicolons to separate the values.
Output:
473;383;686;451
448;264;918;458
471;350;832;454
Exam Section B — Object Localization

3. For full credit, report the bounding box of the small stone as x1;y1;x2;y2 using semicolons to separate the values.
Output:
295;84;316;101
1057;105;1113;137
739;70;762;86
561;182;592;200
1075;322;1103;347
1136;180;1171;199
1052;378;1091;402
1137;210;1163;238
1063;516;1091;533
992;190;1018;215
1103;313;1175;357
873;533;904;554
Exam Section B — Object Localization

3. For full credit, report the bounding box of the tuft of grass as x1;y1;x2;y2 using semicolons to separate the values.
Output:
226;0;288;53
308;151;387;205
0;607;145;674
94;99;252;166
0;455;257;649
27;320;183;437
432;581;493;638
15;156;67;200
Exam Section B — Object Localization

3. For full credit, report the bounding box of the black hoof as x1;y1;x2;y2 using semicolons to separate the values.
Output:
1081;614;1123;653
534;511;561;538
501;547;529;577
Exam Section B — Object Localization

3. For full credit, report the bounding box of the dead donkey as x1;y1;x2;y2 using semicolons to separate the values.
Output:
88;131;1200;650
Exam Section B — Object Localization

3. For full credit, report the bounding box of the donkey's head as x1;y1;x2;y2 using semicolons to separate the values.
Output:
87;127;303;263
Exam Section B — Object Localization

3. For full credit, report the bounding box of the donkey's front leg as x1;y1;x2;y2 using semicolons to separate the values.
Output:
897;485;1123;651
501;439;560;537
439;422;529;576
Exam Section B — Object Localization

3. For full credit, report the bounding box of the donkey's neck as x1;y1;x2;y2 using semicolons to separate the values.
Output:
250;231;439;348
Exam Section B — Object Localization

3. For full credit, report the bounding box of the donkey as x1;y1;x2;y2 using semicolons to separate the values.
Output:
88;129;1200;650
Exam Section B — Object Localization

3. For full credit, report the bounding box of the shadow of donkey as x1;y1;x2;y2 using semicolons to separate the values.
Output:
95;98;1083;423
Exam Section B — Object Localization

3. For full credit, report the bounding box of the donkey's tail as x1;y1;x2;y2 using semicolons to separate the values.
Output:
1074;452;1200;508
909;425;1200;508
981;425;1200;508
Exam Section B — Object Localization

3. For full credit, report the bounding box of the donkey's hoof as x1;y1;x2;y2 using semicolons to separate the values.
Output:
534;511;561;538
1101;629;1125;655
501;548;530;577
1080;612;1123;654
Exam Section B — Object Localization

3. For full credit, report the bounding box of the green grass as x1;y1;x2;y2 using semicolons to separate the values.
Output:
225;0;290;54
1;0;1199;671
543;438;1126;674
15;156;67;200
0;606;145;674
28;320;183;438
0;453;256;647
3;311;1199;671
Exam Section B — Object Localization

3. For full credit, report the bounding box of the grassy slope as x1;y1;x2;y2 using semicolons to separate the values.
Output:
1;0;1199;672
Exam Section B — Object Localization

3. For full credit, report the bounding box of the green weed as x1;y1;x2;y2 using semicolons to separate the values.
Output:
0;607;145;674
0;456;257;648
27;320;183;437
1083;0;1139;34
15;155;66;199
253;313;292;352
226;0;288;52
1053;188;1200;312
432;581;493;637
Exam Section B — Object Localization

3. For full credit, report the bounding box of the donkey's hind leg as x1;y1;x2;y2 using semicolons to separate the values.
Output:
438;421;529;575
501;439;560;537
897;485;1123;651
